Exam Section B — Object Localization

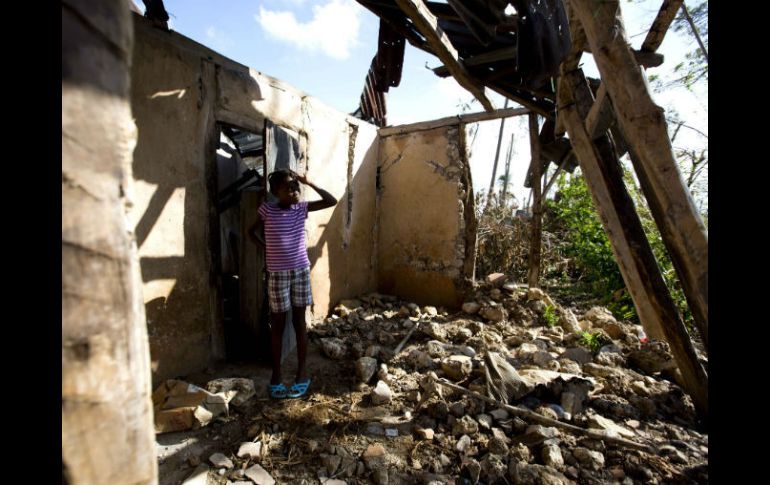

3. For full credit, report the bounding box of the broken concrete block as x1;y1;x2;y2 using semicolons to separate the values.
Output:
371;380;392;405
244;463;275;485
205;378;256;407
237;441;262;460
441;355;472;381
486;273;508;287
208;452;233;469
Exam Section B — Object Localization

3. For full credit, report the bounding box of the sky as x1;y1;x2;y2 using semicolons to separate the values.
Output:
151;0;708;206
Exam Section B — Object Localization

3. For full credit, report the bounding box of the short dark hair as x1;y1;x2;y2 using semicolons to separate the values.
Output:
268;169;294;193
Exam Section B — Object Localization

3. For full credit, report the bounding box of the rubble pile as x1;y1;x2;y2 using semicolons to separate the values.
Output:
176;273;708;485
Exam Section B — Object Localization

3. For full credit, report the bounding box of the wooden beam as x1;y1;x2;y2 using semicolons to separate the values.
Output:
581;47;664;68
571;0;708;352
559;68;707;419
527;112;542;288
432;46;517;76
394;0;495;111
641;0;684;53
585;83;614;139
379;106;529;137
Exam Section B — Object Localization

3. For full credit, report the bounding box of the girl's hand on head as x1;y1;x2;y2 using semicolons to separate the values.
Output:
291;170;309;185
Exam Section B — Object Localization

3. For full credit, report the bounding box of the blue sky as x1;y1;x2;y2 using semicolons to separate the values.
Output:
151;0;707;205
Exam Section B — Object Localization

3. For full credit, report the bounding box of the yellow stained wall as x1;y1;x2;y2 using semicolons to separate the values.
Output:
129;15;378;384
377;125;476;308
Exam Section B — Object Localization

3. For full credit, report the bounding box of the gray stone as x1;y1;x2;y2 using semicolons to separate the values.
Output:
244;463;276;485
584;307;617;327
477;413;493;430
441;355;473;381
463;302;481;314
517;425;560;446
558;309;581;334
480;453;507;482
407;349;434;370
480;306;506;322
560;347;593;365
371;380;392;405
486;273;508;286
356;357;378;383
320;338;347;360
453;416;479;436
426;340;447;358
463;458;481;484
533;351;556;367
541;444;565;471
488;436;509;456
182;464;210;485
586;413;635;438
208;453;233;469
509;462;569;485
424;306;438;316
490;409;509;421
573;447;605;471
415;427;434;440
456;434;472;453
449;402;466;417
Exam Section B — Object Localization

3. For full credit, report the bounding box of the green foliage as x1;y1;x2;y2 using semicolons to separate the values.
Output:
543;304;558;327
578;331;610;354
546;171;695;329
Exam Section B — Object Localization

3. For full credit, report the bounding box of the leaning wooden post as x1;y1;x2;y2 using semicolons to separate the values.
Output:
569;0;708;351
559;69;707;419
527;113;542;288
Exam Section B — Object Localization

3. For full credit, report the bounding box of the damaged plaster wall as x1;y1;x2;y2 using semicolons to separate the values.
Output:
129;14;378;384
377;125;476;308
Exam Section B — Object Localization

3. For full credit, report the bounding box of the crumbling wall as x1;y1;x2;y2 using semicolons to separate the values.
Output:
129;14;378;384
377;125;476;308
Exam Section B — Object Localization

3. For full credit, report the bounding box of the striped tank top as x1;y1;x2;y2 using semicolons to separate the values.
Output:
258;201;310;272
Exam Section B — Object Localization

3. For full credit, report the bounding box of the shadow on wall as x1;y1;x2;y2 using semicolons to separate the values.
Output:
131;86;220;387
306;129;379;320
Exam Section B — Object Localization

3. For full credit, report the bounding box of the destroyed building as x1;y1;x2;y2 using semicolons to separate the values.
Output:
63;1;708;484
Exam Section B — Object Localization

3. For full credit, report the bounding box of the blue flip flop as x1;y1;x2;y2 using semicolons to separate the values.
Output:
268;383;288;399
287;379;311;398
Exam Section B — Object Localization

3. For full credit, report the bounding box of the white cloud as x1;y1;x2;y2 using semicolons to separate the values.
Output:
205;26;234;52
255;0;361;60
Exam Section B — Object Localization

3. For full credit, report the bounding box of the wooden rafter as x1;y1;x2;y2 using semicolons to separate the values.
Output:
641;0;684;53
394;0;495;111
379;106;529;136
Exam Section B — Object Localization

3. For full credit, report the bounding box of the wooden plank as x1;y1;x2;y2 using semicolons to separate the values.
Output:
379;106;529;137
571;0;708;352
641;0;684;53
395;0;495;111
559;67;707;419
527;112;542;288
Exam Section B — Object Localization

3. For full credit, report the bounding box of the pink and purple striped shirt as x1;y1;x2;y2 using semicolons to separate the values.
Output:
258;201;311;272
